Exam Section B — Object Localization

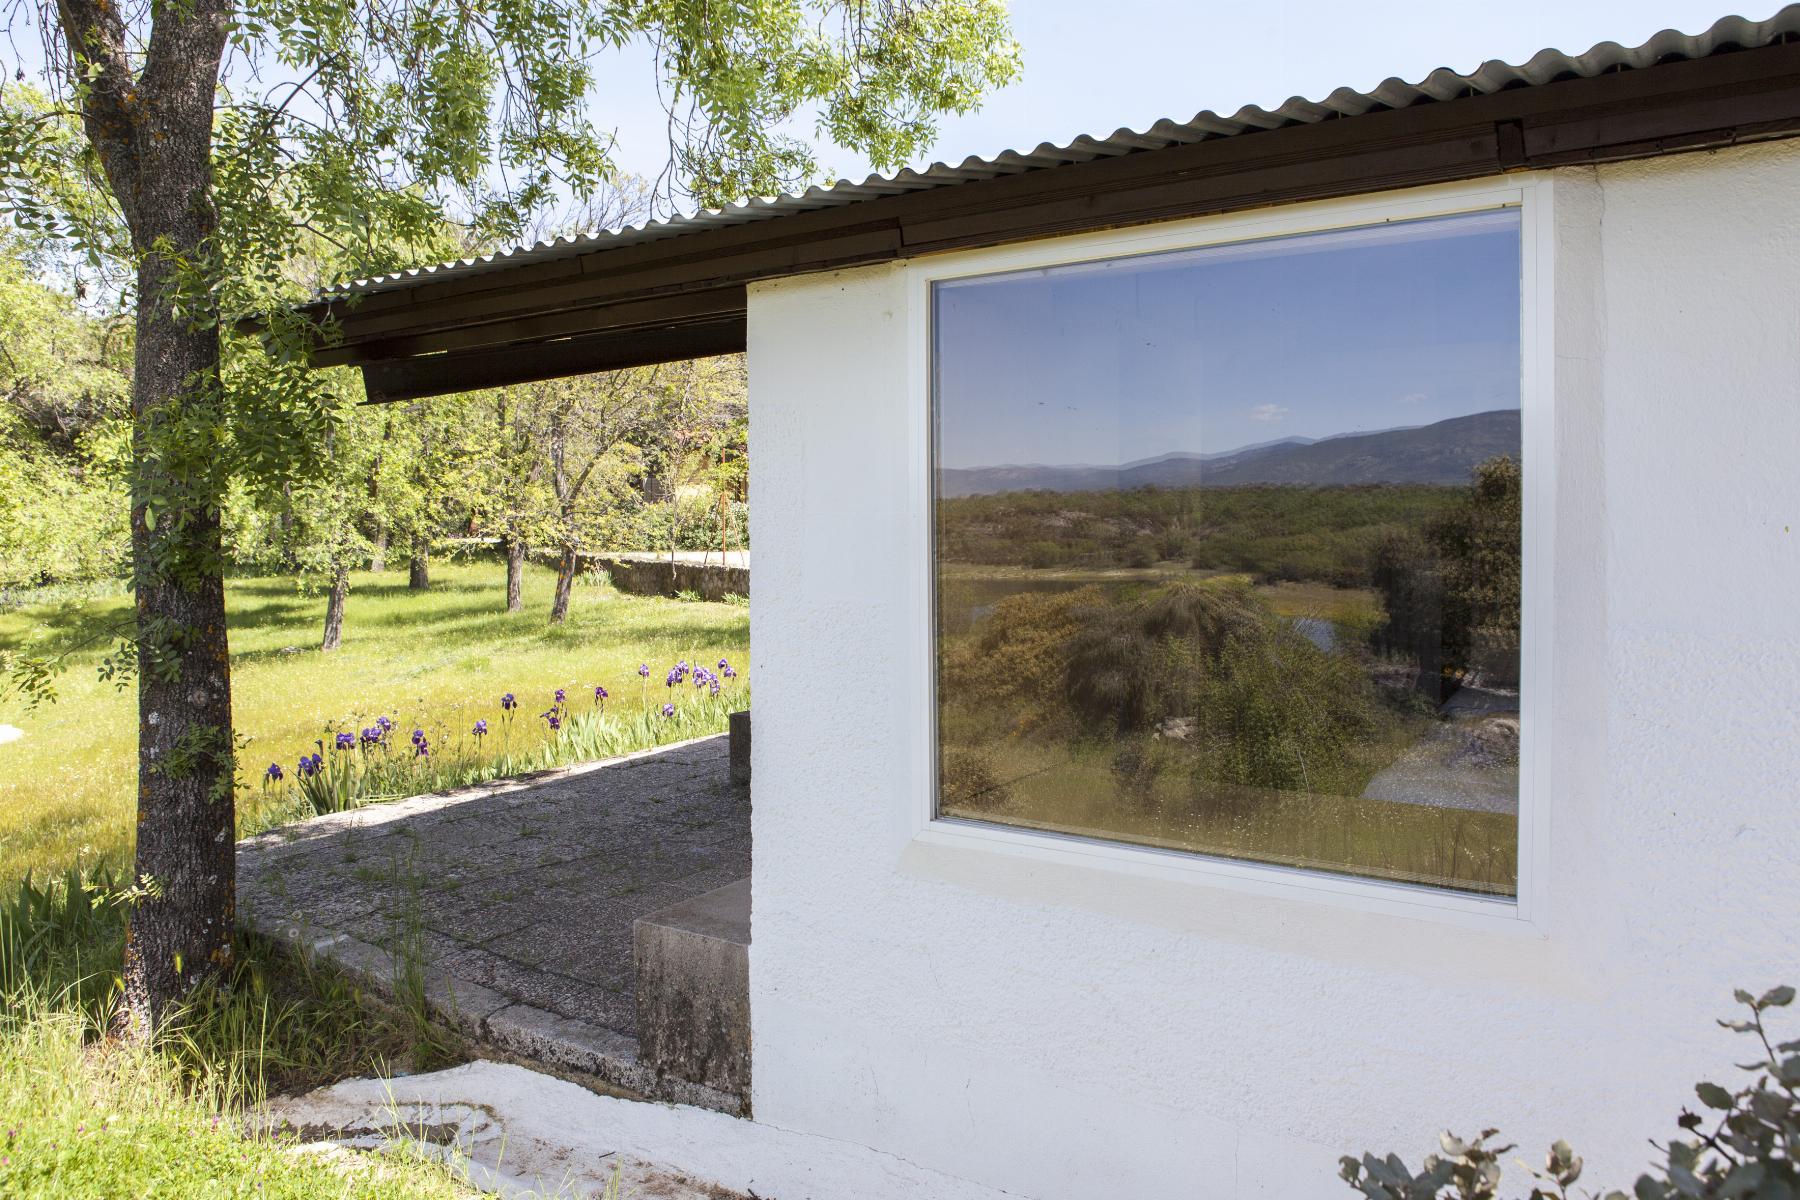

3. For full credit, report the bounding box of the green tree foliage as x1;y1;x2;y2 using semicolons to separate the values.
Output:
1371;456;1522;691
0;235;131;591
1;0;1019;1026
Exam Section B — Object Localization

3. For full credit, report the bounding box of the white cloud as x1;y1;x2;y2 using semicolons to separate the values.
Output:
1399;391;1429;405
1248;403;1289;423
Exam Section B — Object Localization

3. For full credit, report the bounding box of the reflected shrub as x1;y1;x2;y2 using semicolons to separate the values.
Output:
940;749;1012;813
1058;583;1389;796
940;579;1409;801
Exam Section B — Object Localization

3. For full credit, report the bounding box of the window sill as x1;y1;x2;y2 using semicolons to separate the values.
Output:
908;814;1540;935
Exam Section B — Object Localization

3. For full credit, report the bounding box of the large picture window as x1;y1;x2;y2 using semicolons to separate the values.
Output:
931;209;1524;897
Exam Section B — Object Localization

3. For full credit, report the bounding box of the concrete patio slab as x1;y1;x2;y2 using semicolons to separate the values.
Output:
239;734;750;1113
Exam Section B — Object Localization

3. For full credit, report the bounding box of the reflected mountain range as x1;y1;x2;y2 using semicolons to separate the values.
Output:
938;409;1520;498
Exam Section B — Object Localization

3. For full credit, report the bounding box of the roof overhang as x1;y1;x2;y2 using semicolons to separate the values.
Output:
294;17;1800;402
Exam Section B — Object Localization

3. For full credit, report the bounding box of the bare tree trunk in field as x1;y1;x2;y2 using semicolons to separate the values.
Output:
504;535;525;613
409;538;430;589
365;413;392;570
550;544;576;623
57;0;237;1032
321;567;348;650
278;482;297;568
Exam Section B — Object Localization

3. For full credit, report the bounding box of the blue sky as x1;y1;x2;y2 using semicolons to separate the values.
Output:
934;210;1521;469
1;2;1749;212
578;0;1753;194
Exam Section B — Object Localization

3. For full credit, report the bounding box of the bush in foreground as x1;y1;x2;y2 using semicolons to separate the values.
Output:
1341;986;1796;1199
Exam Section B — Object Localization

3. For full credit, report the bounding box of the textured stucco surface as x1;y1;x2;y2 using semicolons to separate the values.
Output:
744;141;1800;1199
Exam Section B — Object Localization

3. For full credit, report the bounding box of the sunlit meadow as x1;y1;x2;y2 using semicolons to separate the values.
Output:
0;559;749;882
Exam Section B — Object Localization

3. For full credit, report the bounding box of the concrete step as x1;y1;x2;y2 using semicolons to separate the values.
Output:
633;878;751;1099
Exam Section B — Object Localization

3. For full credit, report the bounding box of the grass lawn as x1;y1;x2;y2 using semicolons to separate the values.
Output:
0;559;750;883
0;1003;476;1200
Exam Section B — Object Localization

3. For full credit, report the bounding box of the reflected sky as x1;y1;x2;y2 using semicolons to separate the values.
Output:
934;210;1522;470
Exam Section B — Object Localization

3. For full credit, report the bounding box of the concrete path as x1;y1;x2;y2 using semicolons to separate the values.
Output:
239;735;749;1110
261;1060;1022;1200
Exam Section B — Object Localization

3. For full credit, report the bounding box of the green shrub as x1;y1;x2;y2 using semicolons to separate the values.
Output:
1340;986;1797;1199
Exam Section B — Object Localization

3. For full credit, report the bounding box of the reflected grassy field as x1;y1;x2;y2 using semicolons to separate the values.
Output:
0;560;749;882
943;736;1516;895
934;567;1518;896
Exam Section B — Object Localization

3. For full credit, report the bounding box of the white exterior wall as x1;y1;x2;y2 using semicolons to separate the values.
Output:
744;139;1800;1200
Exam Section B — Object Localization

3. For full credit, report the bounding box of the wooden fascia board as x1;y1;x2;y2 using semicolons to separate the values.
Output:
360;316;746;402
312;283;748;367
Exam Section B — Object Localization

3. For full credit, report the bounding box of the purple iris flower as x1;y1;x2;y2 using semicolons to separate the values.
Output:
722;664;736;679
665;669;680;688
661;703;675;718
360;726;383;747
638;663;650;678
472;719;488;737
414;738;430;758
376;715;394;732
709;678;721;696
554;688;566;705
334;732;355;751
501;693;517;711
411;728;426;746
594;685;608;701
297;754;322;778
265;762;283;782
718;658;729;670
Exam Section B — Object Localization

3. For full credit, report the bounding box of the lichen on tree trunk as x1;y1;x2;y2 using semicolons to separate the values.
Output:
409;539;430;589
505;535;525;612
321;566;348;650
550;545;576;623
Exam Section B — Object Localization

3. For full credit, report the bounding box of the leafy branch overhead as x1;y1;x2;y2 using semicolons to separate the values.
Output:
3;0;1019;1027
1340;986;1799;1200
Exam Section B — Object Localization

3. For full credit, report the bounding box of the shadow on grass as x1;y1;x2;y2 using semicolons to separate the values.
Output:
0;594;136;658
224;567;747;668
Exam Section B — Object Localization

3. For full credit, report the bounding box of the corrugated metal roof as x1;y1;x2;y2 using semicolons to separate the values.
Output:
325;6;1800;301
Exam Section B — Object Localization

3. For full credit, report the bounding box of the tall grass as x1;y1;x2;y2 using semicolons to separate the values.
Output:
0;997;471;1199
0;869;474;1197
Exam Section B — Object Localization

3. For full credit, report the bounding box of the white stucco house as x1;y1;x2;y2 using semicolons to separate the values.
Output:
302;9;1800;1197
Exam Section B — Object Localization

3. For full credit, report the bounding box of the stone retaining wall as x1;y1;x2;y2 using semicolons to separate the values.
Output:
587;555;749;601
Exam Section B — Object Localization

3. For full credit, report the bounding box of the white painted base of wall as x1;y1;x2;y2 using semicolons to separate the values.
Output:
265;1061;1023;1200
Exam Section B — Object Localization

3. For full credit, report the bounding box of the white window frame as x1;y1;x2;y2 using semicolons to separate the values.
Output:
901;175;1557;932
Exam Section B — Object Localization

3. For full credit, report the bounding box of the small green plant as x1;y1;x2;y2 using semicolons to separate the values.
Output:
1340;985;1798;1199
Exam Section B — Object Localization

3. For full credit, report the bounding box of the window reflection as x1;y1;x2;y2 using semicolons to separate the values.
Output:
932;210;1523;896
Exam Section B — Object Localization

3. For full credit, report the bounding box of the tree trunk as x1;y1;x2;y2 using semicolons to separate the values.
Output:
369;528;388;573
321;567;348;651
59;0;239;1033
550;545;576;623
278;481;297;569
505;536;525;613
409;538;430;589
